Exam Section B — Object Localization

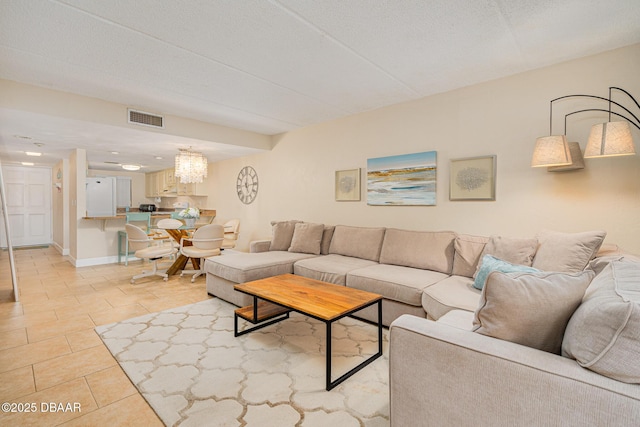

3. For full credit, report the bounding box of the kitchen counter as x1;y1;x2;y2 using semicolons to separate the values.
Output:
83;209;216;230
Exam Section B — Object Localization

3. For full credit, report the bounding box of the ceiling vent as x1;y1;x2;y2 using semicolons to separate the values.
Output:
128;109;164;128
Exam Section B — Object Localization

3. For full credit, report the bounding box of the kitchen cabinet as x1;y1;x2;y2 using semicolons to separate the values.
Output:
145;168;207;197
145;170;169;197
145;172;158;197
177;182;204;196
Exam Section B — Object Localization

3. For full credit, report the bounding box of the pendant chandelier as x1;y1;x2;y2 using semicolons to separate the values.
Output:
175;148;208;184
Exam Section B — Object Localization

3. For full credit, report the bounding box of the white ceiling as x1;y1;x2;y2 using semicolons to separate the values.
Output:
1;0;639;171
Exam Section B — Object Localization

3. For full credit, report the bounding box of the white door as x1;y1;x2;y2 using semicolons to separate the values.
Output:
0;166;52;247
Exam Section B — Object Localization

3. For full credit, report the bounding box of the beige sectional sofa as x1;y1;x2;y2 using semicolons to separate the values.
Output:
390;258;640;426
205;221;610;325
205;220;640;424
206;222;476;325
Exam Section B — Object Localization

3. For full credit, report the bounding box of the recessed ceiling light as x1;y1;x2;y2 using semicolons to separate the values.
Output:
21;162;35;166
111;151;119;155
155;156;163;160
122;164;141;171
104;161;120;165
33;142;45;147
25;151;42;156
14;135;32;140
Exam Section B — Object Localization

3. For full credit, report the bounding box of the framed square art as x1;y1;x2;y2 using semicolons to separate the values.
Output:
335;168;361;201
450;155;496;201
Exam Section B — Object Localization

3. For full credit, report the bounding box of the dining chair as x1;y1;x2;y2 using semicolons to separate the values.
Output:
120;212;152;265
221;219;240;250
125;224;177;283
179;224;224;282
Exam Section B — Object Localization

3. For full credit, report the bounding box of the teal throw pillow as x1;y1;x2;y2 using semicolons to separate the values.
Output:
473;255;541;290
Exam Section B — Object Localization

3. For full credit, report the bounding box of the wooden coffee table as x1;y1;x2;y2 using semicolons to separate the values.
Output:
233;274;383;391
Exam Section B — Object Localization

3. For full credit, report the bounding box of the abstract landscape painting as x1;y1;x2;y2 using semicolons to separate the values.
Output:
367;151;437;206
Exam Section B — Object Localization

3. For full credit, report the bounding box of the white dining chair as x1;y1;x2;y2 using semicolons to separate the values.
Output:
125;224;178;283
179;224;224;282
221;219;240;250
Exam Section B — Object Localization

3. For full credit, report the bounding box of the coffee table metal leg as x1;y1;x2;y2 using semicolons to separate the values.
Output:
326;299;383;391
326;321;332;391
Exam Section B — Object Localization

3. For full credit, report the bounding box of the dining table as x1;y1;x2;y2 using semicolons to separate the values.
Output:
158;226;200;276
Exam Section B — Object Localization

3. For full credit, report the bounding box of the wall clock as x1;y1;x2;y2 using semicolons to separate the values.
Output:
236;166;259;204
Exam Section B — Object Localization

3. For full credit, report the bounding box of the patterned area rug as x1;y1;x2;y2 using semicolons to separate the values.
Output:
96;298;390;426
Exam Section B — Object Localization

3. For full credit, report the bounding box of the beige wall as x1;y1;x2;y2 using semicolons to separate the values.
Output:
205;44;640;254
0;79;271;151
52;159;69;254
68;149;85;261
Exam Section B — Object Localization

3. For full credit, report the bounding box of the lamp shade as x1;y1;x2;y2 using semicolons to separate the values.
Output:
584;121;635;158
531;135;572;167
547;142;585;172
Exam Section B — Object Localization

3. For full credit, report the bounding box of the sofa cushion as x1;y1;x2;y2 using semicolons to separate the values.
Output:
421;276;481;320
288;222;324;255
473;255;541;290
293;254;377;285
532;229;606;273
205;251;316;284
269;220;301;251
562;260;640;383
320;225;335;255
328;225;386;262
474;235;538;278
436;309;475;330
472;270;595;354
347;264;448;306
452;234;489;278
379;229;456;274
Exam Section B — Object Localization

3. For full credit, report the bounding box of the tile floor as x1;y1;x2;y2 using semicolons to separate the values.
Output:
0;246;210;426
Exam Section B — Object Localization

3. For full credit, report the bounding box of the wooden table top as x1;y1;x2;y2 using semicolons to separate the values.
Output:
234;274;382;321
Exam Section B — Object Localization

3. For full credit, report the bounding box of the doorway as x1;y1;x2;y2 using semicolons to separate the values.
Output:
0;166;52;247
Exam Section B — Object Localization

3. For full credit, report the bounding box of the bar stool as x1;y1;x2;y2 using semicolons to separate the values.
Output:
118;212;152;265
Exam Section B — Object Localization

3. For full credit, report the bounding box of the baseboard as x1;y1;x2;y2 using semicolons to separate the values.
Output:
52;242;70;256
72;255;139;267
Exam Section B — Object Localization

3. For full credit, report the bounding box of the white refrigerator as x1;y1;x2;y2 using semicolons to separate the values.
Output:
86;177;117;216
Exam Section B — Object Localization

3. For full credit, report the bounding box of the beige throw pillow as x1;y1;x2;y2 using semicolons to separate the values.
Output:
288;222;324;255
269;220;301;251
452;234;489;278
532;229;606;273
320;225;335;255
473;270;594;354
473;235;538;278
562;260;640;383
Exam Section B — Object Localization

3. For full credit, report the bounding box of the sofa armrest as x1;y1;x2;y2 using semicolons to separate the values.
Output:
389;315;640;427
249;240;271;253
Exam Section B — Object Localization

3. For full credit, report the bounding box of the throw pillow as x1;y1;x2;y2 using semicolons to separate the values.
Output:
288;222;324;255
451;234;489;278
320;225;335;255
269;220;301;251
562;260;640;383
472;269;595;354
473;255;541;290
473;235;538;278
532;229;606;273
